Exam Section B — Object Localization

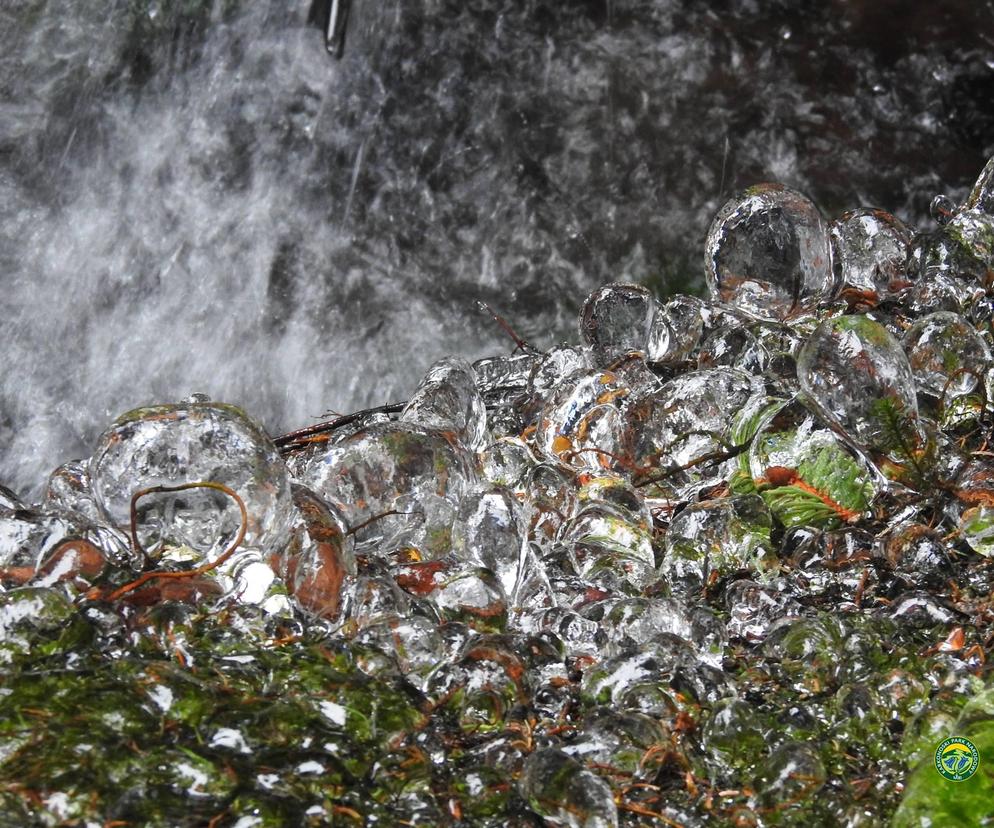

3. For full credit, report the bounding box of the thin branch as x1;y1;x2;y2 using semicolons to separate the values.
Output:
101;482;248;602
476;301;538;354
274;401;406;451
634;442;749;487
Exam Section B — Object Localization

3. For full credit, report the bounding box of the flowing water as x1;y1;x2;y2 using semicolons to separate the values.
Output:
2;0;993;498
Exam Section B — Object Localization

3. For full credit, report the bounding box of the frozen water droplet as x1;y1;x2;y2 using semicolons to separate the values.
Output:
904;311;991;397
0;587;76;662
578;283;656;359
662;496;774;597
340;574;412;630
648;294;705;363
626;368;764;490
930;194;956;225
963;154;994;215
829;208;911;295
451;486;527;598
0;507;110;585
528;346;595;410
472;353;537;394
591;596;694;656
705;184;835;320
958;503;994;558
797;315;921;452
401;357;487;452
432;563;508;632
279;484;354;620
884;524;951;589
481;437;535;489
576;473;651;526
303;421;477;556
562;502;656;594
91;402;294;561
697;324;769;374
520;748;618;828
524;463;578;543
909;210;994;284
564;709;668;777
724;578;802;643
537;363;658;473
44;460;101;523
754;742;826;807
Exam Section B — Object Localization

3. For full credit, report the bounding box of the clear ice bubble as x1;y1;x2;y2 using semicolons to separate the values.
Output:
753;742;826;809
829;208;912;295
91;402;294;562
648;294;706;364
931;193;957;226
451;486;527;598
520;748;618;828
797;315;922;453
536;361;659;473
523;463;578;543
472;352;537;394
480;437;535;489
589;596;694;656
909;209;994;284
400;356;487;452
697;324;769;375
662;495;775;597
705;183;835;320
0;587;76;663
702;697;768;771
903;311;991;398
563;709;668;777
428;633;528;732
626;367;764;488
724;578;802;643
578;283;656;360
339;573;413;630
957;505;994;558
746;401;877;528
431;562;508;632
963;154;994;215
303;421;477;557
883;523;952;589
575;473;652;526
278;484;355;620
44;460;102;523
561;502;656;594
528;346;595;408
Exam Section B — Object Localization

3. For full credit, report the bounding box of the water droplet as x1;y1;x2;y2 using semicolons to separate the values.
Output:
829;208;911;295
705;184;835;320
520;748;618;828
797;315;921;452
401;357;487;452
578;283;656;360
904;311;990;397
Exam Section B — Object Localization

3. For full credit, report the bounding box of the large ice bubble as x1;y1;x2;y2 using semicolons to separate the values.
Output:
705;184;835;320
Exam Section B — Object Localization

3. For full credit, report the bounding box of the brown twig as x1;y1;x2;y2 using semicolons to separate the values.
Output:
274;401;407;451
477;301;537;354
345;509;414;537
634;442;749;487
101;482;248;602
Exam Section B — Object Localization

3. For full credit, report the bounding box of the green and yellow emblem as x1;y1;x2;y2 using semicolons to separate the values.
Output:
934;737;980;781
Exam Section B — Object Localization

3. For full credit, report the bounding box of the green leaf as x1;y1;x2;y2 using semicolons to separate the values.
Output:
760;442;874;529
